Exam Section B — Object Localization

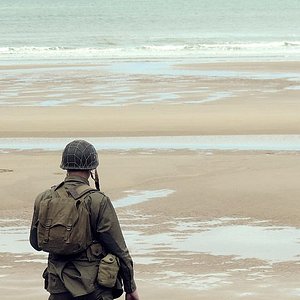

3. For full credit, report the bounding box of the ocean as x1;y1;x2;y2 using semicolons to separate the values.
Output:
0;0;300;62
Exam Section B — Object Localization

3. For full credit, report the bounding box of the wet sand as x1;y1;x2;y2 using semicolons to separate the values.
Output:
1;61;300;299
1;61;300;136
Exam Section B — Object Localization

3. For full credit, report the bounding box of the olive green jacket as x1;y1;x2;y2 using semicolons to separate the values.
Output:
29;175;136;297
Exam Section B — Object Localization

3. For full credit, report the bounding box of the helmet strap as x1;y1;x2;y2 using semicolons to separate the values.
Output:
90;169;100;191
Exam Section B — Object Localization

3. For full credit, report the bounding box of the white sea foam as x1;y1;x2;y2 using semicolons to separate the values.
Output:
0;41;300;61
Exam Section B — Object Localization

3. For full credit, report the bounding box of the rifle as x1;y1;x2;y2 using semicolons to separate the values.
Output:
91;169;101;191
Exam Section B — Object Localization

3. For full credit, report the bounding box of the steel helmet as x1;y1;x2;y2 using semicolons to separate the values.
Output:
60;140;99;170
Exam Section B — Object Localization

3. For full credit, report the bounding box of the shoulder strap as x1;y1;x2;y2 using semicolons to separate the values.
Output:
52;182;96;200
52;182;70;199
56;186;69;199
68;184;98;200
53;181;64;191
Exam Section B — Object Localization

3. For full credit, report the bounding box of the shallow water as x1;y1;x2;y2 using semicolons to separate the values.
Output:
153;271;231;291
1;135;300;152
125;222;300;263
185;91;233;104
0;135;300;153
2;216;299;264
176;225;300;262
0;226;33;254
114;190;174;208
107;61;300;80
1;61;299;108
286;85;300;90
1;214;300;291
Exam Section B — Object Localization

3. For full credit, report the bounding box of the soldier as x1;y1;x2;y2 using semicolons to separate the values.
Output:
29;140;140;300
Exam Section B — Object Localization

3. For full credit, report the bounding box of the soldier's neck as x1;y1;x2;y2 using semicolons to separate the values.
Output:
67;170;90;179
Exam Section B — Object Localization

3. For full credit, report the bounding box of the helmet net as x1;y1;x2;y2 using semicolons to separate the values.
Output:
60;140;99;170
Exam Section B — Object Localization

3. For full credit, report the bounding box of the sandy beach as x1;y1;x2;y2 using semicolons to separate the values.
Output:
1;61;300;137
1;60;300;299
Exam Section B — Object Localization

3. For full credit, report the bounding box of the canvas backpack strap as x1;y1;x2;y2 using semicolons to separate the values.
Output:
64;215;73;244
42;187;58;244
53;181;64;191
55;185;69;198
68;184;97;200
65;184;96;244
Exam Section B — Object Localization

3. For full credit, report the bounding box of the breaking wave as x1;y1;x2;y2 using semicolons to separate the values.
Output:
1;41;300;60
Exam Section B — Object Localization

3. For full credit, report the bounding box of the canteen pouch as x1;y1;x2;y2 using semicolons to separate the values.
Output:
97;253;120;288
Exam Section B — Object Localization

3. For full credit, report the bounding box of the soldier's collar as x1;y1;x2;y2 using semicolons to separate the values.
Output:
64;175;90;185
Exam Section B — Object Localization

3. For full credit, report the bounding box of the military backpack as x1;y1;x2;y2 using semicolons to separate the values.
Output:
37;184;96;255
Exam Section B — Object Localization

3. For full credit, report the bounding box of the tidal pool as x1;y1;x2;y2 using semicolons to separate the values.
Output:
106;61;300;80
1;216;300;291
124;219;300;264
114;189;174;208
1;201;300;264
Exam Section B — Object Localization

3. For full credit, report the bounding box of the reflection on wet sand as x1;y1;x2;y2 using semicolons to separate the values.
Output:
1;193;300;291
